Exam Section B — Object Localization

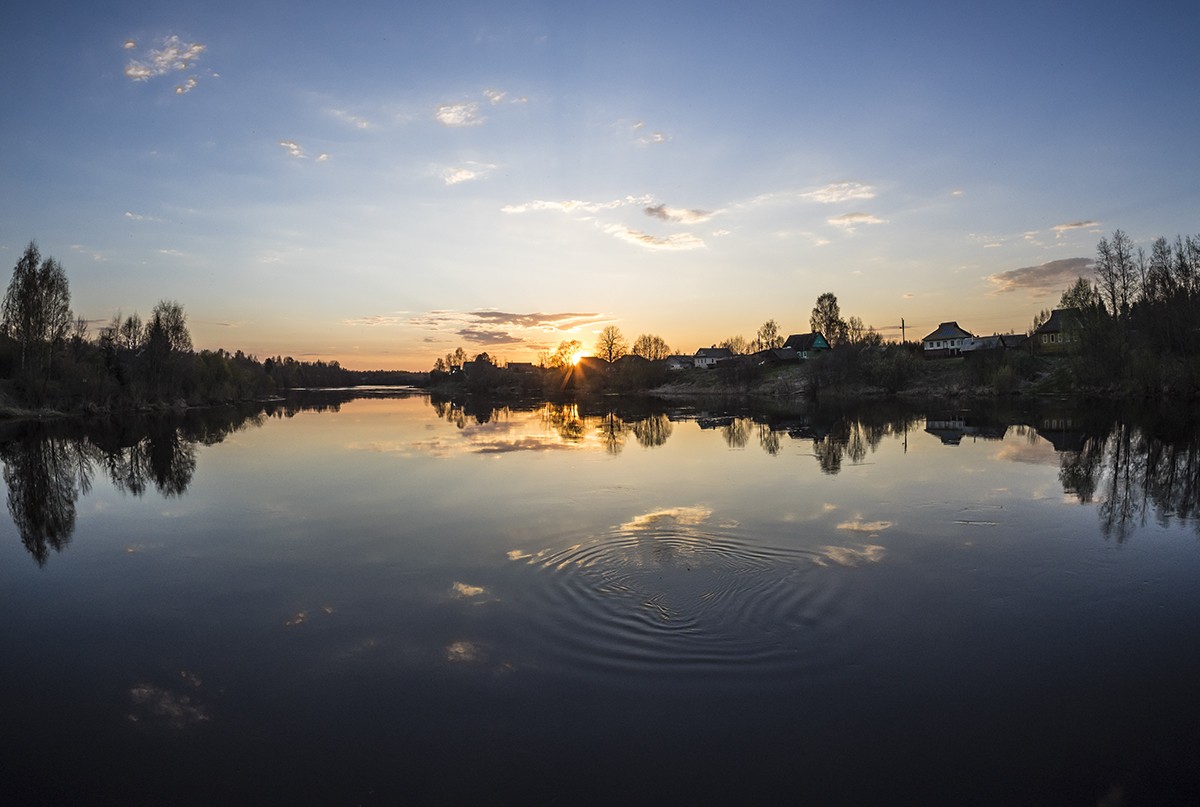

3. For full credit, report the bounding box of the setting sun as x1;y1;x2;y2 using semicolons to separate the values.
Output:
570;350;586;366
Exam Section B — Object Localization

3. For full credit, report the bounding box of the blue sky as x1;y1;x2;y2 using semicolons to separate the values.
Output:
2;0;1197;368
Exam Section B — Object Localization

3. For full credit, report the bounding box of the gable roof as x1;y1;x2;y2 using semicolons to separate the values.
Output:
782;332;830;351
695;347;734;359
1035;308;1082;335
922;321;974;342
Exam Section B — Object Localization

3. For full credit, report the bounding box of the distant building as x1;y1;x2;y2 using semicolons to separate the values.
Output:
1033;308;1082;354
693;347;735;368
782;332;831;358
922;322;974;358
665;355;693;371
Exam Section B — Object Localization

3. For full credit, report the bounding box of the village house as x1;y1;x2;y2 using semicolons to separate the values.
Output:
782;332;831;358
693;347;735;368
665;355;693;371
1033;308;1082;354
922;322;974;358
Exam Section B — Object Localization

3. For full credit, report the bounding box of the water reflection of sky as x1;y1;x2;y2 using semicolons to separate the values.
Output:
2;396;1199;804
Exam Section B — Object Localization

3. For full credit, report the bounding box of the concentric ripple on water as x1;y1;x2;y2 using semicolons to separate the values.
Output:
511;507;852;677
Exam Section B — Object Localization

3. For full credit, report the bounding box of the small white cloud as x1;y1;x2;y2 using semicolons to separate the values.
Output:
951;189;965;197
483;88;507;104
441;161;496;186
827;212;887;232
174;77;197;95
278;140;305;158
444;168;477;185
317;153;329;162
801;182;876;204
436;102;484;127
124;35;206;83
158;248;184;257
124;211;159;222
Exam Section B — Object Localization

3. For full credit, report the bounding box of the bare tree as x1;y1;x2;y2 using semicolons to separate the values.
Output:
719;335;749;354
594;325;627;362
755;319;782;350
631;333;671;360
1095;230;1137;318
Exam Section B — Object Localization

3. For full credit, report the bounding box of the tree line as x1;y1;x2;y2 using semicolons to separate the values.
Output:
1036;229;1200;396
0;242;421;410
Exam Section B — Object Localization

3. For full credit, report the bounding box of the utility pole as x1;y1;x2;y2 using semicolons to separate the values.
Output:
901;317;906;343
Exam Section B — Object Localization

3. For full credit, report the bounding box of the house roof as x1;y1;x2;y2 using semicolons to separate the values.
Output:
783;332;830;351
695;347;734;359
922;321;974;342
754;347;800;362
1035;308;1081;335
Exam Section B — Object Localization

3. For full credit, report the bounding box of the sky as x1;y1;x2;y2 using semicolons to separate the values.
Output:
2;0;1198;370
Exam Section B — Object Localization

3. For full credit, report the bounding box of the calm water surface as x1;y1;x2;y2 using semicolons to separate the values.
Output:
2;393;1198;805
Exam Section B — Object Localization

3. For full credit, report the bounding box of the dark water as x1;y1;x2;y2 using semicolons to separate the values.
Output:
2;392;1198;805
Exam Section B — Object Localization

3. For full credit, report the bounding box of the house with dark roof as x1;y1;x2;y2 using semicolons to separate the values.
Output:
1033;308;1082;354
753;346;800;365
665;355;694;371
782;332;831;358
922;322;974;358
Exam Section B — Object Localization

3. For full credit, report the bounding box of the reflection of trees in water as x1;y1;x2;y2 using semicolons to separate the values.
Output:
598;413;631;455
721;418;752;449
1057;418;1200;541
0;403;288;565
632;413;672;448
806;412;920;475
0;431;92;566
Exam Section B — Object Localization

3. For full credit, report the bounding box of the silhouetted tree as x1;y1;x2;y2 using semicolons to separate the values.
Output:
594;326;627;362
631;333;671;360
810;292;848;346
1;242;72;395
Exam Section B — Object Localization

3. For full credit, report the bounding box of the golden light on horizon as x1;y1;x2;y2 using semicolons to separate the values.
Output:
570;350;586;366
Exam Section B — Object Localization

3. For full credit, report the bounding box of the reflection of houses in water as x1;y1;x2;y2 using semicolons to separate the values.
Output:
1032;416;1085;453
924;414;1008;445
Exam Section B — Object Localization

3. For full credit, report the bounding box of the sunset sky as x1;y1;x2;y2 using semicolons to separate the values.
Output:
2;1;1198;369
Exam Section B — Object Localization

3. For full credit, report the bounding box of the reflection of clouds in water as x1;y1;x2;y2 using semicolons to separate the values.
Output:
446;640;485;663
814;544;886;567
284;605;334;627
452;581;485;598
836;517;893;534
620;506;713;531
128;673;210;728
994;440;1059;466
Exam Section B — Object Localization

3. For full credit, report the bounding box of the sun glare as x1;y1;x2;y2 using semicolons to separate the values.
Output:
570;351;585;366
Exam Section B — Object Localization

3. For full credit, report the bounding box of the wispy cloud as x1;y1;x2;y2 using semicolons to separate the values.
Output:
644;204;715;224
502;195;653;215
632;121;668;145
328;108;372;129
483;88;507;104
124;211;159;222
606;227;705;251
987;257;1093;296
435;102;484;127
1051;220;1100;237
174;77;197;95
801;182;876;203
124;35;206;86
827;212;887;232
